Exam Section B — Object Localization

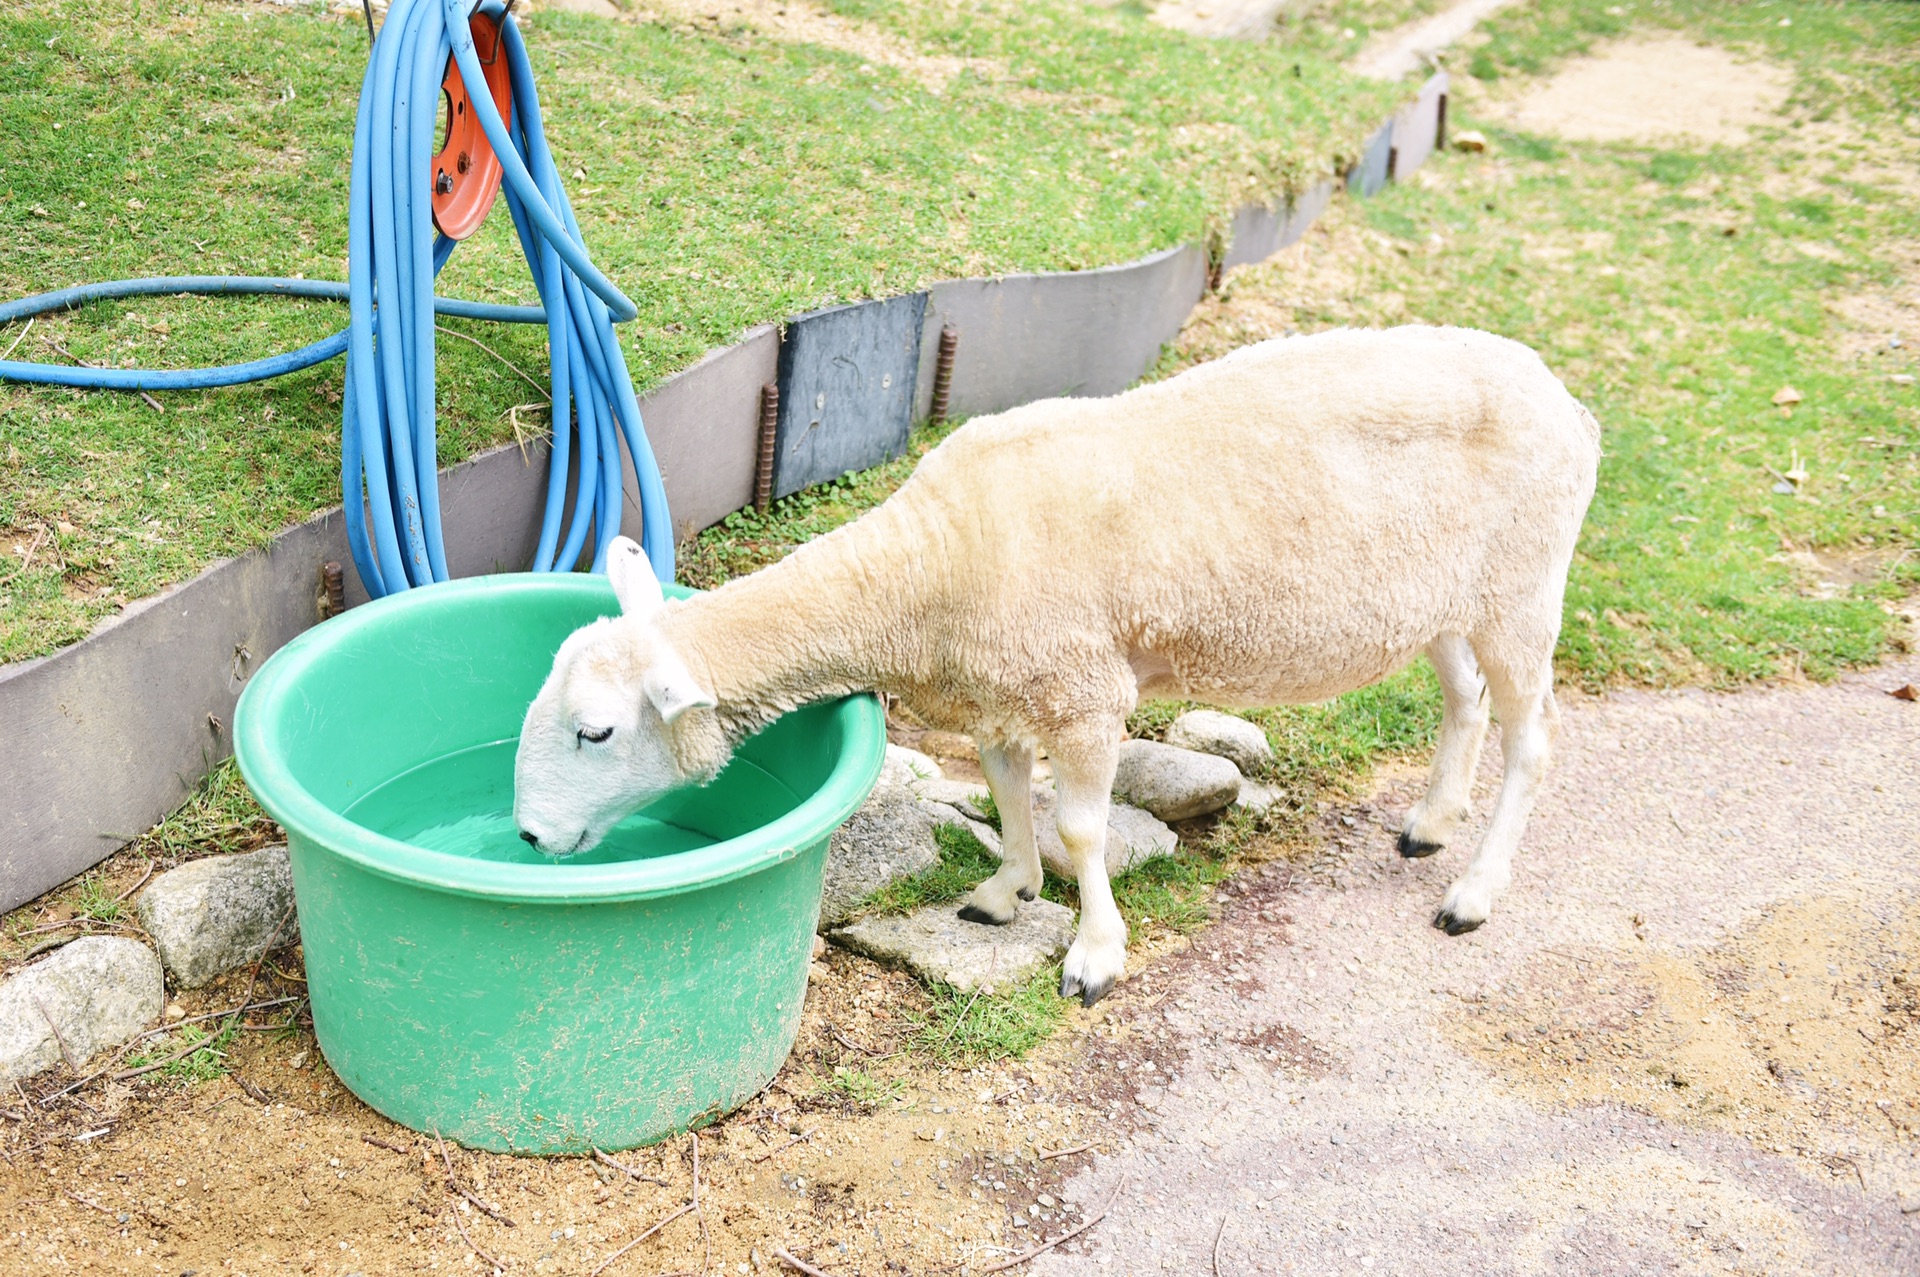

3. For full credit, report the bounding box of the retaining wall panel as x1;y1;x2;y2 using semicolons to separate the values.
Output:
1347;122;1394;198
912;244;1209;422
1222;201;1286;274
1391;71;1449;180
617;325;778;544
772;296;927;500
1279;179;1333;250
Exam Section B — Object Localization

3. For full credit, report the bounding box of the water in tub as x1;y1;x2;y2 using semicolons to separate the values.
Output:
341;737;771;865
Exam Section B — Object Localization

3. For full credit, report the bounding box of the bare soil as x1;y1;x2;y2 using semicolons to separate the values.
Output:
1491;35;1793;147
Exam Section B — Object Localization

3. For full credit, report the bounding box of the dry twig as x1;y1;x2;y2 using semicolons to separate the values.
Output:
772;1248;837;1277
66;1190;116;1218
1036;1140;1096;1161
588;1202;695;1276
44;337;163;412
1;317;35;360
113;863;155;902
449;1201;508;1271
750;1128;818;1164
1212;1212;1229;1277
361;1133;412;1155
594;1147;669;1185
435;324;551;400
975;1175;1126;1273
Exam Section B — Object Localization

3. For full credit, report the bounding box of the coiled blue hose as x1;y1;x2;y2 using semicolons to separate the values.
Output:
0;0;672;597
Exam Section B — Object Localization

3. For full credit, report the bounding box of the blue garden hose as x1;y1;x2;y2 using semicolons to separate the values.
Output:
0;0;672;597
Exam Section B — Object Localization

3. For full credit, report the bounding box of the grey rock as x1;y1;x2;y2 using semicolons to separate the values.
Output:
913;777;993;821
1113;740;1242;821
921;802;1002;858
819;777;939;929
1032;788;1177;877
1165;710;1274;776
0;937;164;1083
1233;781;1286;815
137;846;298;988
885;743;943;783
829;899;1075;991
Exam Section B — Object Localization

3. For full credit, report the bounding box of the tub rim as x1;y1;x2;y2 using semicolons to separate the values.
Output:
233;573;886;905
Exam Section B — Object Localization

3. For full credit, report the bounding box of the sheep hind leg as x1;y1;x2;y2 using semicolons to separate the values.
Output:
1433;636;1559;935
1399;633;1491;858
1051;741;1127;1007
958;740;1043;926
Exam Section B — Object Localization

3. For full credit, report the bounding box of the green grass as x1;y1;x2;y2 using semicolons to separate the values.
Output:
908;968;1068;1066
0;0;1395;662
1268;0;1920;690
814;1064;907;1108
122;757;281;862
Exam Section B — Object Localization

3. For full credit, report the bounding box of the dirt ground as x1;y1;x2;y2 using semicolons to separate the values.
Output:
5;664;1915;1277
1489;35;1793;147
1030;656;1920;1276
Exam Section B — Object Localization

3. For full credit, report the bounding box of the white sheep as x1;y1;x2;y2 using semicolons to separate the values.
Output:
514;325;1600;1005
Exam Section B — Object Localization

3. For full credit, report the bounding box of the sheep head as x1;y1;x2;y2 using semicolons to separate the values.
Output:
512;537;725;857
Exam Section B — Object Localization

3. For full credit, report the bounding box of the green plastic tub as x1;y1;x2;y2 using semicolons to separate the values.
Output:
233;574;885;1153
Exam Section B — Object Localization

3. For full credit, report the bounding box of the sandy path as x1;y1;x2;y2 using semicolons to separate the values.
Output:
1040;660;1920;1274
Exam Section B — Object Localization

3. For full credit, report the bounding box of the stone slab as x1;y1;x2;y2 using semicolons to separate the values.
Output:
137;845;297;988
0;937;163;1083
772;295;927;499
828;898;1074;992
912;245;1209;422
1391;71;1449;180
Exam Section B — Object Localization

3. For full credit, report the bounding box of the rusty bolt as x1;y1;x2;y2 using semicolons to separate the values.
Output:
929;324;959;424
754;383;780;515
322;561;346;620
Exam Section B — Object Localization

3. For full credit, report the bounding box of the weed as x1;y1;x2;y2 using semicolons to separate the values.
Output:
816;1065;906;1109
858;823;1006;916
123;1017;238;1085
71;874;125;924
122;759;280;863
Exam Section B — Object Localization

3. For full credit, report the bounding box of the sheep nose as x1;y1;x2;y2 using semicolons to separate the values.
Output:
519;829;541;847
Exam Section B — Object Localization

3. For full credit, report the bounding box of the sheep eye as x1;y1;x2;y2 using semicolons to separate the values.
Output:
576;726;614;746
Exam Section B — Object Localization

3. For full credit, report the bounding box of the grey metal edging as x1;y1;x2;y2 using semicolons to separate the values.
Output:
1391;71;1449;181
910;244;1209;423
619;324;779;545
1347;120;1395;198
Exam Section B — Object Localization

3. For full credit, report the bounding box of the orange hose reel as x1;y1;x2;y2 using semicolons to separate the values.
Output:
430;11;512;240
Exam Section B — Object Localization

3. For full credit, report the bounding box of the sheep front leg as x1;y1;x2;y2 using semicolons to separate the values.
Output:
958;740;1042;926
1051;742;1127;1007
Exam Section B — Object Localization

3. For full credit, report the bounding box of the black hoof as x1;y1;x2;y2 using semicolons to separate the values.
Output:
958;903;1014;927
1432;909;1484;936
1016;886;1037;901
1398;830;1443;859
1059;973;1114;1007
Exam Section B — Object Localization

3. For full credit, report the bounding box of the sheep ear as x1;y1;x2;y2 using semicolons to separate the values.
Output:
643;648;717;725
606;537;663;619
